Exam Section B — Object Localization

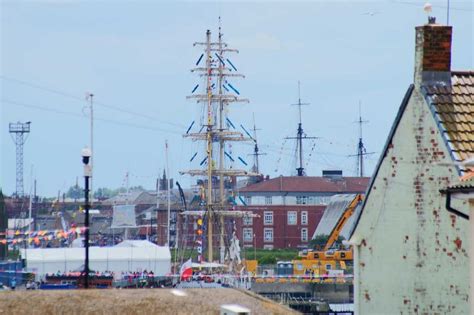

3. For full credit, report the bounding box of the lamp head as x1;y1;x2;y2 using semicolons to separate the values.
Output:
81;147;92;165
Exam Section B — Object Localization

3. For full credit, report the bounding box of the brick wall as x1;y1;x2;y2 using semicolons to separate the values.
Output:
235;205;326;249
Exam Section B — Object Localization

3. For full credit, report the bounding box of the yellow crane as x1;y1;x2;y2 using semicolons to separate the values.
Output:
294;194;363;274
324;193;363;251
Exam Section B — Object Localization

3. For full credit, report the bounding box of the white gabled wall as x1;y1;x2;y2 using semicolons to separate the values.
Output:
351;89;469;314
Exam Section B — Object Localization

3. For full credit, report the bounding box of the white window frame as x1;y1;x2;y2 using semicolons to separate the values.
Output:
301;211;308;225
264;228;273;242
243;228;253;242
244;196;252;205
263;211;273;225
265;196;272;205
301;228;308;242
296;196;308;205
287;211;297;225
243;216;253;226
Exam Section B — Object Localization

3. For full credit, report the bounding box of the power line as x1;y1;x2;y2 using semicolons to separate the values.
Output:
0;75;186;128
391;0;472;12
2;99;183;135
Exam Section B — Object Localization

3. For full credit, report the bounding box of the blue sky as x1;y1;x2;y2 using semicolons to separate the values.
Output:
1;0;472;197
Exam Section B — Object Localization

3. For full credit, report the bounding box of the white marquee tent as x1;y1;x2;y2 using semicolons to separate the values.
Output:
21;240;171;279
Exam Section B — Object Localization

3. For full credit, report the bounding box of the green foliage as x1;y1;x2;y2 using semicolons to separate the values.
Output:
129;186;145;192
7;248;19;260
94;187;117;200
242;248;299;264
259;253;277;264
65;185;82;200
94;186;145;200
309;234;345;250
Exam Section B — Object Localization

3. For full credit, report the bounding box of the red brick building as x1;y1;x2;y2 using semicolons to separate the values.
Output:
235;172;369;249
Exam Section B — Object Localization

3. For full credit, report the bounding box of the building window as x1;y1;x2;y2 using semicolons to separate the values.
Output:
296;196;308;205
301;211;308;225
243;228;253;242
301;228;308;242
265;196;272;205
264;211;273;225
264;228;273;242
263;245;274;250
307;196;331;205
287;211;297;225
243;216;253;226
325;264;332;270
244;196;252;205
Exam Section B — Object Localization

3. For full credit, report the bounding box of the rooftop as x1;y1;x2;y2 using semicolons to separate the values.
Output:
240;176;370;193
424;71;474;163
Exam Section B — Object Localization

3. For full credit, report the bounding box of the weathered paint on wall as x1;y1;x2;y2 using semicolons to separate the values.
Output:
351;88;469;314
470;199;474;314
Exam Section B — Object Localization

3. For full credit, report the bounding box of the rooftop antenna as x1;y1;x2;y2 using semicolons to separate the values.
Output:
286;81;316;176
9;121;31;197
446;0;450;25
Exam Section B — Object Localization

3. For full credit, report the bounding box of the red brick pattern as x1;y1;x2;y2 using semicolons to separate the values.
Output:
235;205;326;249
417;25;452;72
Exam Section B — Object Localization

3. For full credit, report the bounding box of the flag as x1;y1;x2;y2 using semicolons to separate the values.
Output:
179;258;193;281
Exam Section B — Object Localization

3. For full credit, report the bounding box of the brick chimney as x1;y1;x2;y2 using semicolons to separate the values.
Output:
414;18;452;87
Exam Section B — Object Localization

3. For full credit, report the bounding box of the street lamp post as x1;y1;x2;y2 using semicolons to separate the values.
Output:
253;233;256;260
81;147;92;289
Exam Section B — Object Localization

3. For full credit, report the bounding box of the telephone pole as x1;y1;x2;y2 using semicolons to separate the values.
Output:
9;121;31;197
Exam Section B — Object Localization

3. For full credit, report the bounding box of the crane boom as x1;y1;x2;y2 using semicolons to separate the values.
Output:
323;194;363;251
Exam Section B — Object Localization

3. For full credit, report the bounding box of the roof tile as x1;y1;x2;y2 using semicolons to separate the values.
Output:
424;71;474;162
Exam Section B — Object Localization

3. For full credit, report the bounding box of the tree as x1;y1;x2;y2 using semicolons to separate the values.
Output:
129;185;145;192
94;187;115;200
65;185;82;200
309;234;345;250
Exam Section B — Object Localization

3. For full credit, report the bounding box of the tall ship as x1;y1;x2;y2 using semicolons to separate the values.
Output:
178;23;258;277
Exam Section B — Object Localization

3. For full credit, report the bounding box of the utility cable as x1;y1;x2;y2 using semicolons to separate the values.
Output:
1;75;185;128
2;98;183;135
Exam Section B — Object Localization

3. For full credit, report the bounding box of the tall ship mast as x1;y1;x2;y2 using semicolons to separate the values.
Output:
181;24;258;264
